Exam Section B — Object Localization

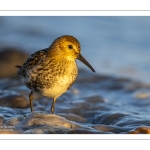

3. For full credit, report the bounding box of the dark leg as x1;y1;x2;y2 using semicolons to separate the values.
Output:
51;98;56;114
29;91;34;112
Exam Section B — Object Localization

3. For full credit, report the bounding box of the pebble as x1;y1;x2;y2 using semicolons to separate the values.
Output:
133;90;150;99
0;90;29;108
0;47;29;78
129;126;150;134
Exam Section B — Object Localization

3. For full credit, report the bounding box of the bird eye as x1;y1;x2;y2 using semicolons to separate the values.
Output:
68;45;73;49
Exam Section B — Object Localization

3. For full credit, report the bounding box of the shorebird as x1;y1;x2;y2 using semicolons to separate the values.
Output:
16;35;95;114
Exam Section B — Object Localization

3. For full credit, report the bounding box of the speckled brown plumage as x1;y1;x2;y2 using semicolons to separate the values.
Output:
17;35;95;114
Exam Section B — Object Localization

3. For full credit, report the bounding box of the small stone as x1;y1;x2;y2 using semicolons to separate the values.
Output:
0;116;4;125
129;126;150;134
134;90;150;99
0;47;29;78
84;95;106;103
0;90;29;108
5;115;25;126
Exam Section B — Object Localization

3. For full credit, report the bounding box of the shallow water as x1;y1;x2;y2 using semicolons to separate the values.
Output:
0;16;150;134
0;70;150;133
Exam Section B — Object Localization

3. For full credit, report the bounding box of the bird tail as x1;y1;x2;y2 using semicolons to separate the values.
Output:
15;65;22;68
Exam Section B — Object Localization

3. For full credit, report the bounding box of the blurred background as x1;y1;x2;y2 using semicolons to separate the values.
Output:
0;16;150;83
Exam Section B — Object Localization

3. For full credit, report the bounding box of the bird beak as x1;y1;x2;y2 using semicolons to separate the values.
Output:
77;54;95;72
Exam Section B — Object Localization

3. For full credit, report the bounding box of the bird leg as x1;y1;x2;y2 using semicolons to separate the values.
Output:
29;91;34;112
51;98;56;114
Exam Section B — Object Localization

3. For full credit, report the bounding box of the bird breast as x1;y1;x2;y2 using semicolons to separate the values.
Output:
41;63;78;98
24;59;78;98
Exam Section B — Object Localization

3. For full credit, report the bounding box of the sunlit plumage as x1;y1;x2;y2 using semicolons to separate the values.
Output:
17;35;95;114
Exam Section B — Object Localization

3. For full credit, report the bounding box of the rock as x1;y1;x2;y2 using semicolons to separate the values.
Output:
5;115;25;126
133;90;150;99
77;69;110;83
0;116;4;125
66;129;107;134
125;81;150;92
129;126;150;134
135;92;150;99
0;90;29;108
0;47;29;78
23;125;54;134
0;130;22;134
58;113;87;123
92;124;128;133
84;95;106;103
0;116;22;133
15;112;89;133
21;113;82;128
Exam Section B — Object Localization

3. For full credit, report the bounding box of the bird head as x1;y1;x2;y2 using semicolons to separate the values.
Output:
49;35;95;72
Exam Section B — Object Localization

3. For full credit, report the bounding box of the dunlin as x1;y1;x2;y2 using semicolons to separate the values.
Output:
16;35;95;114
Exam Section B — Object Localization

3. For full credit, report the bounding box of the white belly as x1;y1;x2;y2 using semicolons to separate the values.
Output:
41;75;73;98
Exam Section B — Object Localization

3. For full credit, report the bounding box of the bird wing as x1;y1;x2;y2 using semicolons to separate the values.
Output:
17;48;48;77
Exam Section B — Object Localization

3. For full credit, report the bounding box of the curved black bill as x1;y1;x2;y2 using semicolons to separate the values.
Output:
77;54;95;72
